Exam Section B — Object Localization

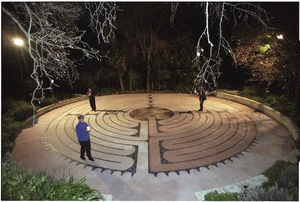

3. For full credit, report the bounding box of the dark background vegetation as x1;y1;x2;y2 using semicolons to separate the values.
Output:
2;2;299;101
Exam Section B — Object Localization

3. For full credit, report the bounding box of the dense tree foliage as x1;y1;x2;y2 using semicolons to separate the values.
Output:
231;3;300;105
73;2;199;94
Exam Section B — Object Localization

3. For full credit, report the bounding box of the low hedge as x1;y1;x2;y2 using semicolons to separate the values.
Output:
1;154;105;201
204;160;299;201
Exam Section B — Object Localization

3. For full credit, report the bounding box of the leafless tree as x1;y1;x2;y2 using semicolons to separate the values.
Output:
170;2;269;92
2;2;120;124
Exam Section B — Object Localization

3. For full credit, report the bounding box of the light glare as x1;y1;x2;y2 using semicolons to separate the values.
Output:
13;38;24;46
277;34;283;40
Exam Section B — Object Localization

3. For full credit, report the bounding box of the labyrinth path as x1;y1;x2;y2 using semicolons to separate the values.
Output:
43;94;257;176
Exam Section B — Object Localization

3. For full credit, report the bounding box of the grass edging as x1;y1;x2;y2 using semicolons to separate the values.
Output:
194;175;268;201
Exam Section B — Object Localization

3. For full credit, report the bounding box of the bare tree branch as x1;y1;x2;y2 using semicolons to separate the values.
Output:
3;2;118;125
85;2;121;43
192;2;269;92
170;2;179;27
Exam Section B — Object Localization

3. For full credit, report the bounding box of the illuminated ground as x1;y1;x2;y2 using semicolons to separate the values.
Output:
12;93;292;200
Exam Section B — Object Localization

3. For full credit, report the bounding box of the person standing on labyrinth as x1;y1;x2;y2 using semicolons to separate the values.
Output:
75;115;94;161
196;84;206;111
87;87;96;111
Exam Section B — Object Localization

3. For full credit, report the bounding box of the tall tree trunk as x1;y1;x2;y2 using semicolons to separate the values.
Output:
146;43;152;93
118;74;125;92
129;79;132;93
147;63;151;93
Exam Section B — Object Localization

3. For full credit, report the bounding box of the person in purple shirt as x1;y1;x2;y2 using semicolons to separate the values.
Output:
75;115;94;161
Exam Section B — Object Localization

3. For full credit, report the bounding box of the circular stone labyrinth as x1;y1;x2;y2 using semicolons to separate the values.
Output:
43;93;258;176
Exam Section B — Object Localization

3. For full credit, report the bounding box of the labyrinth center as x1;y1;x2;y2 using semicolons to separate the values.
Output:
45;94;257;176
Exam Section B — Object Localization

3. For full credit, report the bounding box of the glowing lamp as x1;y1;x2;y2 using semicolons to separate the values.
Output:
277;34;283;40
13;38;24;46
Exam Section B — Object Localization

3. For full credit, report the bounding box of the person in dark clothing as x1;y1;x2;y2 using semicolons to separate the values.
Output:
75;115;94;161
196;84;206;111
87;87;96;111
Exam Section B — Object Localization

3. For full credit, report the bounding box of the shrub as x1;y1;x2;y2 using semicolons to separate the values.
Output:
1;117;22;156
239;86;259;97
1;96;14;114
279;164;299;200
265;94;279;108
34;91;75;108
1;156;105;201
240;183;290;201
172;84;190;93
261;160;299;201
99;87;117;95
204;190;239;201
2;133;14;157
261;160;292;189
53;91;75;101
1;117;22;141
1;99;30;157
238;87;297;119
12;104;33;122
204;160;299;201
2;99;33;121
38;93;59;107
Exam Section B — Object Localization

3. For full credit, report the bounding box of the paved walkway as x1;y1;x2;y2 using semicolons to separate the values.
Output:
11;93;293;201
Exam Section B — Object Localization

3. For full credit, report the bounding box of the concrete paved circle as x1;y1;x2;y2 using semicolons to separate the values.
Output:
12;93;293;200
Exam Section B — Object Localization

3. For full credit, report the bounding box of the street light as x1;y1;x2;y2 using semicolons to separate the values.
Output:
13;37;24;46
277;34;284;40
